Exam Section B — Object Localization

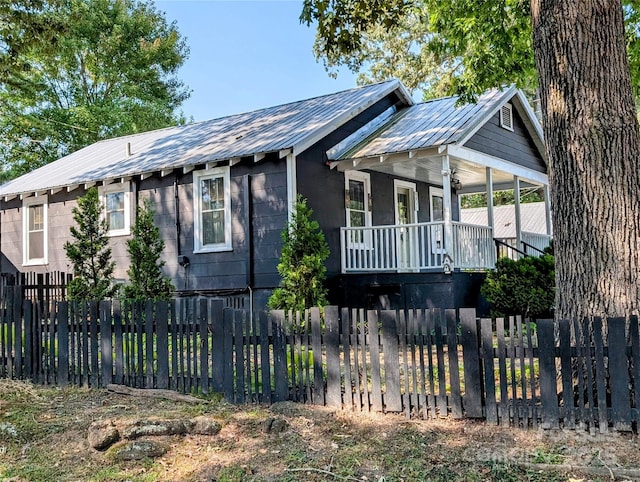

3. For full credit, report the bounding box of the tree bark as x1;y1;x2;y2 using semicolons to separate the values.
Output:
531;1;640;320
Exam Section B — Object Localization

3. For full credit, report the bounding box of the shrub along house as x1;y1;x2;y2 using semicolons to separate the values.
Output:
0;79;549;310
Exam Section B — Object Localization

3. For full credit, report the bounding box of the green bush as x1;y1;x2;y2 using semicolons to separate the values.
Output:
268;195;329;312
481;250;555;318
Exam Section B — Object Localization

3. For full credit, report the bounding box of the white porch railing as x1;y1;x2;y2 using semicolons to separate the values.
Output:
452;222;496;269
521;231;552;255
340;222;495;273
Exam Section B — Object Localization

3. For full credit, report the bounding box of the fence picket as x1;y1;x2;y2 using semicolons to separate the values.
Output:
496;317;508;426
381;310;401;412
537;319;559;429
446;309;462;419
608;318;631;431
558;320;574;428
100;301;113;387
311;307;324;405
234;310;245;403
368;310;382;412
592;317;608;433
58;302;69;386
340;308;353;411
325;306;341;409
156;301;169;390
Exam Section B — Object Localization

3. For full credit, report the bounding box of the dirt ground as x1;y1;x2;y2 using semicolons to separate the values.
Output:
0;380;639;481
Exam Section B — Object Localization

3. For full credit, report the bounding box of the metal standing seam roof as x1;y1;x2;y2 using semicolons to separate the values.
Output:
0;79;411;198
332;86;518;160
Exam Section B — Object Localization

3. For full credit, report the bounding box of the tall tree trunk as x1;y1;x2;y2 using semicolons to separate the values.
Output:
531;1;640;320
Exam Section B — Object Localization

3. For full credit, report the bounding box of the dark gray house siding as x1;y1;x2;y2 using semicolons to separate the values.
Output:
465;109;546;173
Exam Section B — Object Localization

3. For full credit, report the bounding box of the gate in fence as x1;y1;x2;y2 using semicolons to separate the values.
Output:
0;288;638;433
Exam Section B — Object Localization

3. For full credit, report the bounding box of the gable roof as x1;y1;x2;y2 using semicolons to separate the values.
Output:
330;86;545;162
0;79;412;198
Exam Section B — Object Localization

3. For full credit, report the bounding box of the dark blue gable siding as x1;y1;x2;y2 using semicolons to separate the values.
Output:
464;107;546;173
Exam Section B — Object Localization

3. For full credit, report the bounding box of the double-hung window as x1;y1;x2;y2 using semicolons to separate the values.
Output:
193;166;232;252
23;196;48;266
345;172;371;248
99;182;131;236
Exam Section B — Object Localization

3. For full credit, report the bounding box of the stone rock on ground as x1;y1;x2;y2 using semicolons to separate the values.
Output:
190;416;222;435
112;440;168;461
262;417;288;434
87;420;120;451
124;419;190;439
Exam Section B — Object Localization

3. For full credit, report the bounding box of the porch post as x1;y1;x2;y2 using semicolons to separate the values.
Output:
543;184;552;236
442;155;454;271
486;167;495;232
514;175;522;253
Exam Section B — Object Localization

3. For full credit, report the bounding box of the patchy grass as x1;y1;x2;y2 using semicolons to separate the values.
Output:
0;381;638;481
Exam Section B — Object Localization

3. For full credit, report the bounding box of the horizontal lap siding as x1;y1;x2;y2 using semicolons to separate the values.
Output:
464;110;546;173
0;158;288;298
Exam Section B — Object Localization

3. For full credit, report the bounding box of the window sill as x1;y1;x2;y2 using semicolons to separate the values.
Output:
194;245;233;254
23;260;48;267
108;229;131;237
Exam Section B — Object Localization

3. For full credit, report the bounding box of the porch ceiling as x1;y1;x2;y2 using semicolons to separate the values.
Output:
331;147;546;192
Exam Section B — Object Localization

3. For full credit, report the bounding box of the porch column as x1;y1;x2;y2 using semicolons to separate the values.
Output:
442;155;454;271
486;167;495;232
514;175;522;253
543;184;552;236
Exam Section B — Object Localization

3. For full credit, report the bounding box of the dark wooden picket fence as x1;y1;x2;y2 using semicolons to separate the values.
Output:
1;288;639;433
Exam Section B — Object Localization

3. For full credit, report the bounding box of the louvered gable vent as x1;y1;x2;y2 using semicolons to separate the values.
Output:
500;103;514;131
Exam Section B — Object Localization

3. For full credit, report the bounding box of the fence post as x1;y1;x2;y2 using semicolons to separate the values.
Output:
100;301;113;387
446;309;462;418
460;308;482;418
310;308;324;405
381;310;402;412
154;301;169;389
537;318;559;429
325;306;341;409
608;317;632;431
57;301;69;386
270;310;289;402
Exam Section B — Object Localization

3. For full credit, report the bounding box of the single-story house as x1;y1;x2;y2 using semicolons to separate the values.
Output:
0;79;550;310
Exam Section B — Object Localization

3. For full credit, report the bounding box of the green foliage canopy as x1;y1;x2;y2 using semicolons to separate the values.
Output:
0;0;190;180
64;187;117;301
269;196;330;312
301;0;640;102
124;200;174;301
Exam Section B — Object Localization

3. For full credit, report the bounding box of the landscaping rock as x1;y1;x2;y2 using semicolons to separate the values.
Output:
112;440;167;461
123;419;190;439
190;416;221;435
87;420;120;450
262;417;288;434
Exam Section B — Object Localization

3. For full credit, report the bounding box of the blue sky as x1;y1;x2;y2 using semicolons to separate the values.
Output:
155;0;360;122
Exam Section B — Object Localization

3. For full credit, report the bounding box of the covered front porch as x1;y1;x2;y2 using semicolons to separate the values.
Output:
333;143;552;274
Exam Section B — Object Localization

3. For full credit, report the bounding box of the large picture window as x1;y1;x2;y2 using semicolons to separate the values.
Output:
99;182;131;236
23;196;48;266
193;166;232;252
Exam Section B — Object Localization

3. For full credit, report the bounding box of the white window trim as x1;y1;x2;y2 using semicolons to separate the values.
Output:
99;181;132;237
344;171;372;228
193;166;232;253
500;103;514;131
22;195;48;266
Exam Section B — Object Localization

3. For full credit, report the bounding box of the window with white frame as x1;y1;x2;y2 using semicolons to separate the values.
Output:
23;196;48;266
345;171;371;228
99;182;132;236
193;166;232;252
